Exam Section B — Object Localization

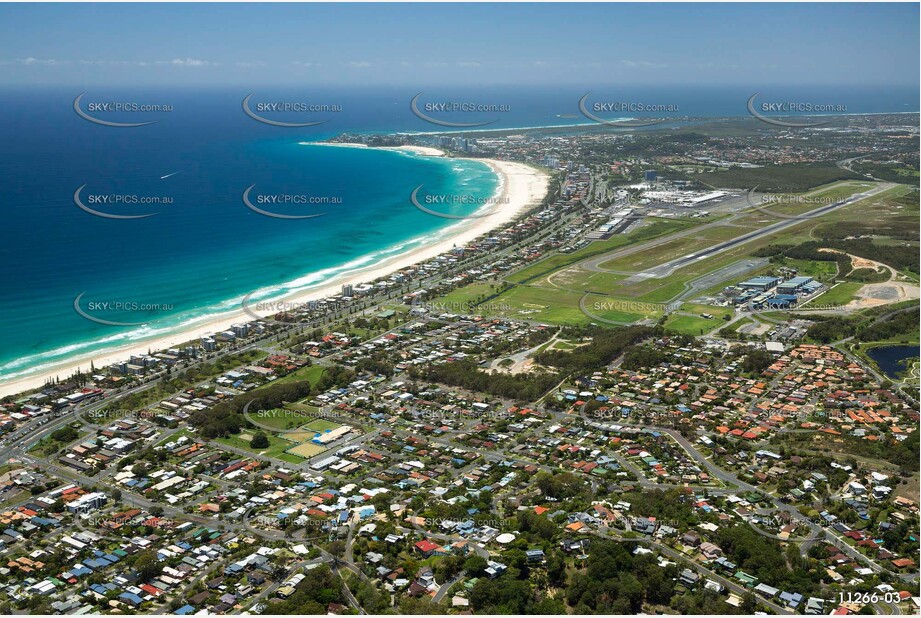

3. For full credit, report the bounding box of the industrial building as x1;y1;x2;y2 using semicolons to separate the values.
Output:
738;276;781;292
776;276;814;295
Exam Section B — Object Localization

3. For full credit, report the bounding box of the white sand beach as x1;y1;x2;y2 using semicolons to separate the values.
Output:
316;143;447;157
0;147;550;398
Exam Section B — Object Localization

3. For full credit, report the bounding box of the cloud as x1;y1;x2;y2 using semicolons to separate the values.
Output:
347;60;371;68
291;61;317;67
571;61;602;69
621;60;667;69
78;59;131;66
15;57;65;66
236;61;265;68
5;56;220;68
166;58;214;67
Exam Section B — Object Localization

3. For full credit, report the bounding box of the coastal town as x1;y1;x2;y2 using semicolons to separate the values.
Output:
0;109;917;616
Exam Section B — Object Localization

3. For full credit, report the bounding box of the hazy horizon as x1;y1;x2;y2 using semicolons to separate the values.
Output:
1;3;918;88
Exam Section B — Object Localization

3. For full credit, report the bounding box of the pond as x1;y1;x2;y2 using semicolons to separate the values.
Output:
866;345;919;380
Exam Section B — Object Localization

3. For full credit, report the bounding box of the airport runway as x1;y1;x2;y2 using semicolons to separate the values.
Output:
620;182;895;281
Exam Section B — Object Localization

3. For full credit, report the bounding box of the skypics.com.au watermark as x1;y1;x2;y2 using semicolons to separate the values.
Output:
73;292;174;327
82;408;155;423
413;407;514;425
580;298;681;325
74;184;174;219
410;186;507;219
590;300;679;314
747;93;847;128
579;93;679;127
74;93;173;127
411;299;512;315
242;401;343;436
242;185;339;219
242;93;342;127
746;187;839;221
410;93;510;128
409;515;509;536
240;293;317;324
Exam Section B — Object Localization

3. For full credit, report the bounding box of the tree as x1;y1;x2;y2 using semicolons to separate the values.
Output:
250;432;269;449
133;550;162;582
463;555;488;577
742;349;774;374
741;591;757;613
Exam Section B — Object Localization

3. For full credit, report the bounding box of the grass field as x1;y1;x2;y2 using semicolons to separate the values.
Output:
767;257;839;281
218;432;299;460
249;406;324;431
679;302;734;320
272;364;326;386
808;282;863;307
304;419;340;431
664;313;723;336
725;316;756;333
597;223;763;273
506;218;701;285
434;282;504;312
750;181;875;218
28;429;88;458
277;453;307;465
543;269;627;294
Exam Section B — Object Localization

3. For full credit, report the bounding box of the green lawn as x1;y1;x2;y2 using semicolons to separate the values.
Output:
807;282;863;307
28;429;88;458
304;419;340;432
217;432;298;460
273;364;326;386
248;405;322;431
664;314;723;336
541;269;628;295
506;218;699;285
749;181;874;218
435;282;505;313
771;258;840;281
726;316;756;333
680;303;734;320
499;285;590;324
597;234;723;272
277;453;308;465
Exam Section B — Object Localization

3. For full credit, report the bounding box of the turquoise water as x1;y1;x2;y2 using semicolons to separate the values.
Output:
0;96;498;383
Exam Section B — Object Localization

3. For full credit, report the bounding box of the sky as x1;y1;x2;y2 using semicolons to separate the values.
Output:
0;3;918;87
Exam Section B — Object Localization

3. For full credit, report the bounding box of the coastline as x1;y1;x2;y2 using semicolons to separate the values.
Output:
310;143;448;157
0;147;549;398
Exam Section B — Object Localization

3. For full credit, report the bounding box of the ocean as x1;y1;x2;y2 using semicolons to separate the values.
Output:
0;85;917;384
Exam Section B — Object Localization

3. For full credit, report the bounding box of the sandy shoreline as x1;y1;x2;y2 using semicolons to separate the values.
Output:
314;143;447;157
0;146;549;398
